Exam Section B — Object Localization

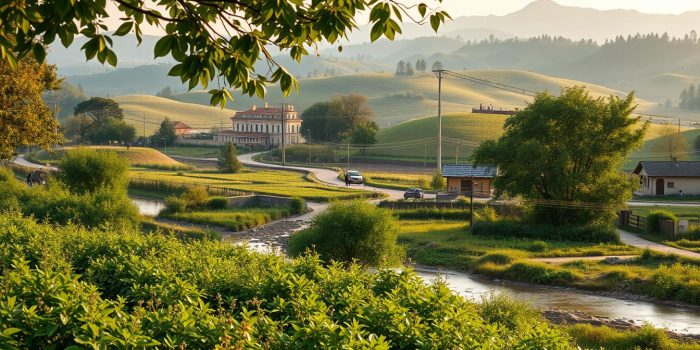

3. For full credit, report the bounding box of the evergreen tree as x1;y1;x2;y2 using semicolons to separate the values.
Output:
689;84;697;110
218;142;242;173
680;89;689;109
395;60;406;76
154;117;177;147
405;61;415;76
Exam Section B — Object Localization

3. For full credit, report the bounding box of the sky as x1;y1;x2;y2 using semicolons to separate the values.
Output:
437;0;700;17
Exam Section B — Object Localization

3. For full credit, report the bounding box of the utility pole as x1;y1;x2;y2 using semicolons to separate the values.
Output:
469;175;474;227
679;118;681;134
307;129;312;166
433;69;446;173
143;112;146;140
423;138;427;169
220;120;224;146
281;103;286;166
347;140;350;170
455;144;459;164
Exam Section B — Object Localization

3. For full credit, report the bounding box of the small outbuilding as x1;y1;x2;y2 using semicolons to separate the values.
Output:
633;161;700;196
442;164;498;198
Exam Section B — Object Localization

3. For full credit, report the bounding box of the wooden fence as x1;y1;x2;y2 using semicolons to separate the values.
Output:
129;178;252;197
377;200;522;216
618;210;646;230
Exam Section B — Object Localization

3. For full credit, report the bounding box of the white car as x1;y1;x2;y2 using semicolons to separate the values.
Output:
345;170;364;184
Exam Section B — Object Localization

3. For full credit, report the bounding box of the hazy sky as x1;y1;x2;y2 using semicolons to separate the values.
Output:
439;0;700;16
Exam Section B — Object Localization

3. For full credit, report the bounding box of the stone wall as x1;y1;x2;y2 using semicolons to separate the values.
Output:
226;194;299;209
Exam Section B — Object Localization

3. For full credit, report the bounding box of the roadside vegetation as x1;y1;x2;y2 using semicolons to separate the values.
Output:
129;168;382;201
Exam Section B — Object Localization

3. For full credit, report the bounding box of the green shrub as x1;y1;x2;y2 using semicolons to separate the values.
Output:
288;200;405;267
646;210;678;234
476;251;521;265
162;196;187;214
504;262;579;284
207;196;228;210
474;206;498;222
0;213;573;348
57;148;130;194
181;186;210;209
567;324;681;350
393;208;469;220
528;240;550;252
472;220;620;243
430;171;445;191
478;292;544;333
288;196;306;215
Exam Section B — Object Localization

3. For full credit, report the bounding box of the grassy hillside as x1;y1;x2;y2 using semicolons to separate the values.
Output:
367;112;694;167
32;146;189;169
171;70;650;127
113;95;235;135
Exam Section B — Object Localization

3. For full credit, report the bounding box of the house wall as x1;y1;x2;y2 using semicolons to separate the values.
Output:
445;177;493;198
636;168;700;195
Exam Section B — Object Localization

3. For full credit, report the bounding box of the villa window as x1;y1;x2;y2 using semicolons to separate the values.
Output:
667;182;675;189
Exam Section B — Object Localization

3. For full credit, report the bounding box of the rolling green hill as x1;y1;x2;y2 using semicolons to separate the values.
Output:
367;113;696;169
113;95;235;136
170;70;651;127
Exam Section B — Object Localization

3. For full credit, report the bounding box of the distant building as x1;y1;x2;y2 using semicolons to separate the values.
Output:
633;161;700;196
216;103;304;146
171;121;196;138
442;163;498;198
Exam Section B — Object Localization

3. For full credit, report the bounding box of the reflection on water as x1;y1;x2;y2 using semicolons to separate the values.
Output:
415;268;700;335
131;197;165;217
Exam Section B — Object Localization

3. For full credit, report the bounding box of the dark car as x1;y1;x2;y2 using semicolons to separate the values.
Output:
403;188;424;199
345;170;364;184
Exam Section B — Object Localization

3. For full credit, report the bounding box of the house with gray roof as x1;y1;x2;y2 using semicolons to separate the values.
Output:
633;161;700;196
442;164;498;198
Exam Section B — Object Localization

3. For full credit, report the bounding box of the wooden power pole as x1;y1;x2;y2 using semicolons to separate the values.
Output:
433;69;446;174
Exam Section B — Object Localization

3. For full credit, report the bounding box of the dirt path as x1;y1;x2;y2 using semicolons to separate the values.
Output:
531;255;639;263
618;229;700;259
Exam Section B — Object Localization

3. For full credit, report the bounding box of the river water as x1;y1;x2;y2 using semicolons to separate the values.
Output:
130;198;700;335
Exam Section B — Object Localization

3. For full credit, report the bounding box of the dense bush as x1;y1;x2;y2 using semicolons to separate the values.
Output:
567;324;686;350
0;167;138;229
162;196;187;214
0;213;572;348
471;220;620;243
288;196;306;215
288;200;405;267
646;210;678;234
163;208;291;231
474;207;498;222
57;148;130;194
180;186;210;209
393;208;470;220
207;196;228;210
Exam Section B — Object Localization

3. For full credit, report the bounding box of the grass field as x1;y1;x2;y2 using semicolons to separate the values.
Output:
161;207;291;231
156;145;223;158
130;168;382;201
113;94;235;135
363;172;431;190
627;205;700;219
30;146;191;169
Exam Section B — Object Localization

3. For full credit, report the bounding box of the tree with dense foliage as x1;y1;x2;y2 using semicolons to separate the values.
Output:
61;115;92;142
301;94;374;142
431;171;445;191
57;148;130;194
299;102;331;142
350;120;379;155
395;60;406;76
678;83;700;110
432;60;444;71
218;142;242;173
405;61;415;76
71;97;135;144
154;118;177;147
156;86;174;99
74;97;124;124
0;0;449;107
473;86;648;226
90;118;137;144
652;124;690;160
0;57;62;160
415;58;427;73
288;200;404;267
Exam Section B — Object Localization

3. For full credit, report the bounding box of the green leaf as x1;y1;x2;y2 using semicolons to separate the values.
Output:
430;15;440;32
370;22;383;42
106;50;117;66
2;328;21;336
113;22;133;36
418;3;427;17
32;45;46;63
154;35;173;58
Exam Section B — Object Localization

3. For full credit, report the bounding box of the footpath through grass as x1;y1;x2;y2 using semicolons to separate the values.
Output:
130;168;382;202
399;218;700;305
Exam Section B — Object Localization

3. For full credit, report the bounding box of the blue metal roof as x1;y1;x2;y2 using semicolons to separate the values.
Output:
442;164;497;178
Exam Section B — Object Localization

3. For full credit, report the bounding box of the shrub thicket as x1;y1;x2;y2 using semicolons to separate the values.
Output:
393;208;470;220
180;186;210;209
0;167;138;229
288;197;306;215
57;148;129;194
288;200;405;267
646;210;678;234
162;196;187;214
0;213;572;348
471;220;620;243
207;196;228;210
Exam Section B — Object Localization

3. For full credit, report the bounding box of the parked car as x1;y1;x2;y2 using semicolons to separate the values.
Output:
345;170;364;184
403;188;424;199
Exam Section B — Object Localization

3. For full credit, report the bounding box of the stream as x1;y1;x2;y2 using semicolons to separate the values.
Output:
130;197;700;335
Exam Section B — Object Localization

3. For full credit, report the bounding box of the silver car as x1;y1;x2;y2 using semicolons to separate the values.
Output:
345;170;363;184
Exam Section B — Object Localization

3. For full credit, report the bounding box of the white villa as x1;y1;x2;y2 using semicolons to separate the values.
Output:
216;103;304;147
